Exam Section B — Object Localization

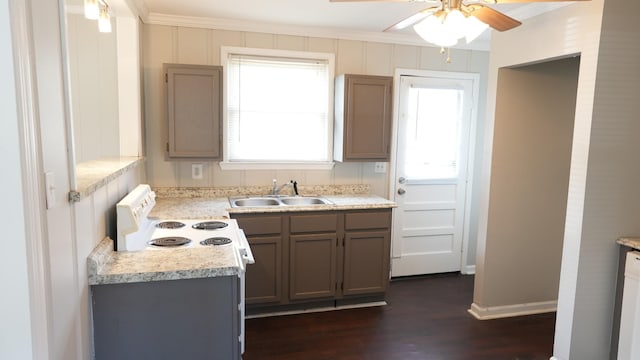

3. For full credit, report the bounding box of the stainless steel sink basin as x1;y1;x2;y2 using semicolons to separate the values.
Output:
231;198;280;207
279;197;330;206
229;196;332;208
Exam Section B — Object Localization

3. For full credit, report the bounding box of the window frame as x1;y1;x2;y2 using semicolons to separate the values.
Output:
220;46;335;170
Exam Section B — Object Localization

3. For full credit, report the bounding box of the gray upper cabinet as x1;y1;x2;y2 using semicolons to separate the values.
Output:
334;74;393;162
164;63;222;159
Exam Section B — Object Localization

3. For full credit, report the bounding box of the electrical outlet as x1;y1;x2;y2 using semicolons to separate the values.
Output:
191;163;203;180
374;162;387;173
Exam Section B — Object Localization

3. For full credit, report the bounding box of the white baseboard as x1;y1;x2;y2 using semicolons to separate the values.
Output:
550;357;563;360
468;300;557;320
461;265;476;275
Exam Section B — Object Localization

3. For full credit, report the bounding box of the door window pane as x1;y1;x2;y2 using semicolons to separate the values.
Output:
403;86;463;179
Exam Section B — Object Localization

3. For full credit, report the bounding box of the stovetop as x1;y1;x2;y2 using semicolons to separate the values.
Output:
116;184;243;252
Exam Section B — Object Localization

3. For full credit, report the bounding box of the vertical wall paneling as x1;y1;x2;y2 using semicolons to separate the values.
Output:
177;27;208;64
143;25;178;186
245;32;275;48
275;34;306;51
336;39;365;74
364;42;393;76
392;44;419;70
142;26;489;275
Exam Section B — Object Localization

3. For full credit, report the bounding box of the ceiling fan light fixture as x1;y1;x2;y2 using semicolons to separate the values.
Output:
413;12;459;48
84;0;99;20
464;15;489;43
98;3;112;33
413;7;490;48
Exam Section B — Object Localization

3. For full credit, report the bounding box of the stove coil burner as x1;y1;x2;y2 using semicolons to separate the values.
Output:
155;221;186;229
192;221;229;230
200;237;232;246
148;237;192;247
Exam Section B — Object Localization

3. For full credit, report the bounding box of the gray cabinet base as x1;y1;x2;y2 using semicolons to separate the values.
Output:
91;276;240;360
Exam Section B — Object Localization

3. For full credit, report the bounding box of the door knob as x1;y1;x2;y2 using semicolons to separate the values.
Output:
397;188;406;195
398;177;407;184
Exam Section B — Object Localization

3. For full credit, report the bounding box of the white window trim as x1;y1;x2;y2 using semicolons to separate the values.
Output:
219;46;335;170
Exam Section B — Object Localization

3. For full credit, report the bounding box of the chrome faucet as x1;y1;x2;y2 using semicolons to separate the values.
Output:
272;179;298;196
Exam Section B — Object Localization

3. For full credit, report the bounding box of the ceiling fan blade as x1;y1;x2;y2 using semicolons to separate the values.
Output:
466;5;522;31
384;6;439;31
329;0;415;2
491;0;591;3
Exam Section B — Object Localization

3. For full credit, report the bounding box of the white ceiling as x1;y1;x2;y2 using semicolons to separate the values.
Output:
131;0;572;51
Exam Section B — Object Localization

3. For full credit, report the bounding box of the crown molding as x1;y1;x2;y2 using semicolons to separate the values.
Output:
143;12;491;51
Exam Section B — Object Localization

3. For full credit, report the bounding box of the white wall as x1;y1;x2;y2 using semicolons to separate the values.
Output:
66;12;120;163
26;0;147;358
0;1;35;358
474;0;640;358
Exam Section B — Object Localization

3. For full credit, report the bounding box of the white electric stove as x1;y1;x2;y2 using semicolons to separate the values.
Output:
115;184;254;354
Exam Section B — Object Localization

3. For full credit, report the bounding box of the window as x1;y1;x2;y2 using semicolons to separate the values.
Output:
221;47;335;169
403;86;464;179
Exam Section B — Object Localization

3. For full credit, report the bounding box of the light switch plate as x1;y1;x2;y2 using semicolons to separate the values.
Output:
374;162;387;173
191;163;203;180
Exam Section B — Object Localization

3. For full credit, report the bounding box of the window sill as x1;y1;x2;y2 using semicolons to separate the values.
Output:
219;161;335;171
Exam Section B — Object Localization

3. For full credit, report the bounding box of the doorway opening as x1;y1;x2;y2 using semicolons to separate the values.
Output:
471;55;580;319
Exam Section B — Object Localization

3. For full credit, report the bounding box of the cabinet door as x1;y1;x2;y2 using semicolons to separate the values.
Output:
335;74;393;161
245;236;282;304
289;233;337;300
164;63;222;159
234;215;283;304
343;230;391;296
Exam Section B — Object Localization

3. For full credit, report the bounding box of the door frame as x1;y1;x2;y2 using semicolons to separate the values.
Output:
389;68;481;275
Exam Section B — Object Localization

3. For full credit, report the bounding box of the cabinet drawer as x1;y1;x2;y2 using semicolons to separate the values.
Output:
290;213;338;234
345;210;391;231
235;216;282;236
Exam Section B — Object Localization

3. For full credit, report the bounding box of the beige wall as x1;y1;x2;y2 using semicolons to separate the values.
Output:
142;24;489;200
478;57;578;308
142;25;490;269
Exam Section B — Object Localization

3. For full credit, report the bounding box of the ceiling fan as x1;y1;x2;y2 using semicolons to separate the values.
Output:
330;0;590;48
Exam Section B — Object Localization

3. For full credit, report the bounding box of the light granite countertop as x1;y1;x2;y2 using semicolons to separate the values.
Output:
88;186;395;286
88;238;240;285
151;185;394;218
150;194;395;218
617;237;640;251
70;157;144;202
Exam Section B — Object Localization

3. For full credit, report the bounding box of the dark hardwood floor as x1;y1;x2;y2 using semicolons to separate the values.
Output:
244;273;555;360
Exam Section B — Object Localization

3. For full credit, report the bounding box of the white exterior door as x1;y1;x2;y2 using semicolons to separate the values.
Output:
391;73;476;277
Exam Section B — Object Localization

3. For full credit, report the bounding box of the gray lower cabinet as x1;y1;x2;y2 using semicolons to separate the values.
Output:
232;209;391;310
234;215;284;304
91;276;240;360
343;211;392;295
289;213;338;300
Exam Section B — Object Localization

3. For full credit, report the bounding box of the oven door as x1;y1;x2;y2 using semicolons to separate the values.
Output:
237;229;254;354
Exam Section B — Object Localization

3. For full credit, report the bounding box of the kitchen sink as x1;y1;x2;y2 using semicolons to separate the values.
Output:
229;196;332;208
279;197;329;206
232;198;280;207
